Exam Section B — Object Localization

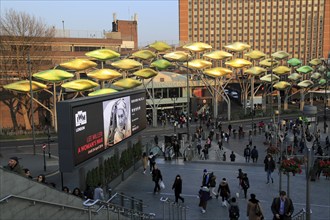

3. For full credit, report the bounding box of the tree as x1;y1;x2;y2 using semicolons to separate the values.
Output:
0;9;55;131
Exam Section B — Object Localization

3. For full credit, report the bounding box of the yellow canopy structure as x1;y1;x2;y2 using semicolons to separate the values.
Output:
60;59;97;71
3;80;47;93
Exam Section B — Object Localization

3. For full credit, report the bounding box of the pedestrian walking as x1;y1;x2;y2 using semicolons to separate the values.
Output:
251;146;259;163
4;156;24;175
230;151;236;162
154;135;159;146
148;152;156;173
241;173;250;199
218;138;223;150
172;174;184;203
237;168;244;188
217;178;231;207
202;145;209;160
271;191;294;220
152;165;163;194
264;154;276;184
196;138;202;155
93;183;105;201
247;193;264;220
202;169;210;187
228;197;240;220
244;145;251;163
198;186;210;213
209;172;217;197
142;152;148;174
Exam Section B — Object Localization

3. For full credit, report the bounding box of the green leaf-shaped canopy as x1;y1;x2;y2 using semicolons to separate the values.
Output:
33;69;74;82
287;58;302;67
85;49;120;61
4;80;47;93
319;78;327;86
61;79;99;91
150;59;172;70
88;88;118;97
133;68;158;79
297;65;314;74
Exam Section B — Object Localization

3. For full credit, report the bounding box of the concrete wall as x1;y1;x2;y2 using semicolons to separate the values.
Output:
0;168;129;220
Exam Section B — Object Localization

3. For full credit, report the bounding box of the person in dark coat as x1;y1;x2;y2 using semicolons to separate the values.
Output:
172;174;184;203
271;191;294;220
240;173;250;199
152;165;163;194
217;178;231;207
4;156;24;176
230;151;236;162
251;146;259;163
198;186;210;213
264;154;276;184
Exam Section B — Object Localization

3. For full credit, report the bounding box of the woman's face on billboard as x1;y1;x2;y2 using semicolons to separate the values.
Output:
116;108;126;130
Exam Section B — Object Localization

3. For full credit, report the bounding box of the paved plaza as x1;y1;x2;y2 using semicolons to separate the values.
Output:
1;118;329;219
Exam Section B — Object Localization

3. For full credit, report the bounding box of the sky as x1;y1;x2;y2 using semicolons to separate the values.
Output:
0;0;179;47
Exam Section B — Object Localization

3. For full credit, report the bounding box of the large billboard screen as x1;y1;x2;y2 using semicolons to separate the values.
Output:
57;90;146;172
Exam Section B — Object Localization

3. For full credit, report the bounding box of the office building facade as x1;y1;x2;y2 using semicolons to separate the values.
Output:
179;0;330;62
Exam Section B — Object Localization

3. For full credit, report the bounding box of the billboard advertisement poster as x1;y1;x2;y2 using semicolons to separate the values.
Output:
57;90;146;172
103;96;132;147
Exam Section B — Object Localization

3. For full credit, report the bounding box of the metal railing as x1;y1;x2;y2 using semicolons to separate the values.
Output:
108;192;145;212
292;208;306;220
160;197;188;220
83;198;155;220
0;194;155;220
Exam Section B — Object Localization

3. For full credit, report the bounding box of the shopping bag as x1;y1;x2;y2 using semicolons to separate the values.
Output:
160;181;165;189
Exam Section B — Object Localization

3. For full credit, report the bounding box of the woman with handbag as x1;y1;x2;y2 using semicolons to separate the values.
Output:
247;193;264;220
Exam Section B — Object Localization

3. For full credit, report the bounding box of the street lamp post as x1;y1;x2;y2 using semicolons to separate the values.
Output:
28;51;36;155
303;105;317;220
186;58;190;142
284;133;294;197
